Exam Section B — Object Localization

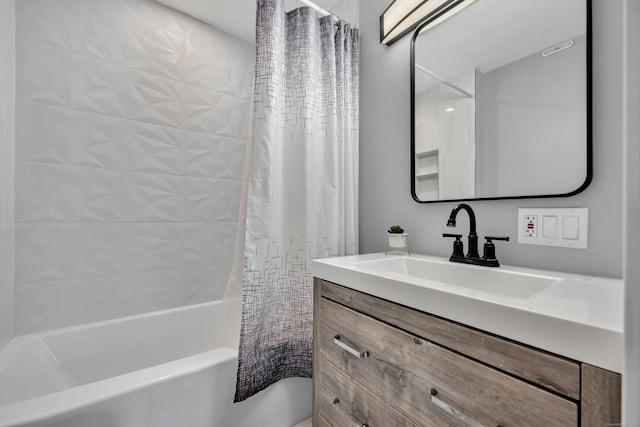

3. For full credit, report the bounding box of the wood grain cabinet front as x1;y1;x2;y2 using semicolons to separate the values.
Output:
312;279;621;427
318;357;419;427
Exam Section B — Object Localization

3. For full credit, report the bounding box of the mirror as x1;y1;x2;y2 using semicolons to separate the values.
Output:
411;0;591;202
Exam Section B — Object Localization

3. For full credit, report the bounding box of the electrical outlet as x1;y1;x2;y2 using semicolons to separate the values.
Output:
524;215;538;237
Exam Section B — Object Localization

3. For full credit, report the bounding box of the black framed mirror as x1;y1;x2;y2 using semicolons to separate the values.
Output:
411;0;592;203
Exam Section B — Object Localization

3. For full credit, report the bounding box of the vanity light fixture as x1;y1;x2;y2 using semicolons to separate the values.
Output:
380;0;476;45
445;107;455;112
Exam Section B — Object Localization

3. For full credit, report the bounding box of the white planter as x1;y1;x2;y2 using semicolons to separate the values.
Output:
387;233;408;248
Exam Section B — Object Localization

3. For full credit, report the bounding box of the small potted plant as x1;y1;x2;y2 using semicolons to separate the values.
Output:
387;225;408;248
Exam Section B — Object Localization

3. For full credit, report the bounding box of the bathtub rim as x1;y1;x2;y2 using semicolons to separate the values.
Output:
0;347;237;426
0;300;232;427
3;299;223;348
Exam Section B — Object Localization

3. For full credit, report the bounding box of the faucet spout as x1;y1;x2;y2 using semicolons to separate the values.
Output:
447;203;479;259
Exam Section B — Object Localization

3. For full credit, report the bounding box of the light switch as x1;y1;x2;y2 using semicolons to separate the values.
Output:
563;216;580;240
542;216;558;238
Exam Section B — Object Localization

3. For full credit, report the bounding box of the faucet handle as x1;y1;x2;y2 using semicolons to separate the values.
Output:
443;233;464;258
484;236;510;243
443;233;463;239
483;236;509;266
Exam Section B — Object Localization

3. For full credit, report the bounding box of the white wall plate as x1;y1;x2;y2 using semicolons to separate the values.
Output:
517;208;589;249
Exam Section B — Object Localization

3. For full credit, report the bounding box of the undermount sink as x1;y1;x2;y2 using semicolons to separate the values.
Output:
354;256;561;299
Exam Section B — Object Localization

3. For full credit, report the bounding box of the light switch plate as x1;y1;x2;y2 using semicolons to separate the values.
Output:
541;215;558;238
517;208;588;249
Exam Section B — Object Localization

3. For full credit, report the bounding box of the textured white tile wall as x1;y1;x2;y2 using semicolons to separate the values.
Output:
14;0;254;334
0;0;16;348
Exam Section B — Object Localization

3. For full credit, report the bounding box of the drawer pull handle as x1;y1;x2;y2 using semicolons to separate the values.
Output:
430;388;486;427
332;398;369;427
333;335;369;358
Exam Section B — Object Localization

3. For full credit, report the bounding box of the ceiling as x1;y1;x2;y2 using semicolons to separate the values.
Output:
156;0;341;43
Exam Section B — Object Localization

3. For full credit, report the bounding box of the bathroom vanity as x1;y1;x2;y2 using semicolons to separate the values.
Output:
312;253;622;426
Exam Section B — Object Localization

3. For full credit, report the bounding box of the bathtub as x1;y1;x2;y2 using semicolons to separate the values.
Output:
0;301;312;427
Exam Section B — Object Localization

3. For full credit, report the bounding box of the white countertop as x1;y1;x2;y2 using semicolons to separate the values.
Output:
312;252;623;373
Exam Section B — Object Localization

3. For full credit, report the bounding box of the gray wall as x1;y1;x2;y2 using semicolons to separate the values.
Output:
360;0;623;278
0;0;15;349
477;35;587;197
623;0;640;422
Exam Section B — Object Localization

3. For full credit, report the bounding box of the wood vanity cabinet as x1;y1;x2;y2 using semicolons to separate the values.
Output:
312;279;621;427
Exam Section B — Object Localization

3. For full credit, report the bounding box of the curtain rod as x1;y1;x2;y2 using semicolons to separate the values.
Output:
298;0;331;16
415;64;473;98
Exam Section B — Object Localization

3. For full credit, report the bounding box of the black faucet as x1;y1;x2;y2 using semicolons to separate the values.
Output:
446;203;479;259
443;203;509;267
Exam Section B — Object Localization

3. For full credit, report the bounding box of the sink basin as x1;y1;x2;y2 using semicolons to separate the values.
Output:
355;257;561;299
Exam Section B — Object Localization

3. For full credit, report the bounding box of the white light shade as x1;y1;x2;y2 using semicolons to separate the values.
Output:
380;0;473;45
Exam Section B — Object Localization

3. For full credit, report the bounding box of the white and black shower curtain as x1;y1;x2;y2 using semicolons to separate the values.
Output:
234;0;359;402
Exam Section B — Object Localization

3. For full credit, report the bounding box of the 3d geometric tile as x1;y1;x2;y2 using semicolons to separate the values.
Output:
16;163;185;223
183;90;251;137
14;268;184;335
183;221;238;266
183;177;242;221
183;134;246;179
183;264;232;305
14;0;254;334
16;103;188;175
15;222;185;283
117;121;185;174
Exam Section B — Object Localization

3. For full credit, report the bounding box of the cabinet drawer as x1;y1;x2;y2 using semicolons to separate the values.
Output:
317;414;332;427
321;280;580;399
318;356;419;427
319;297;578;427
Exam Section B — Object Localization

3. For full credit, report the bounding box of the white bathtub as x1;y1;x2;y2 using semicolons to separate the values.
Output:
0;301;312;427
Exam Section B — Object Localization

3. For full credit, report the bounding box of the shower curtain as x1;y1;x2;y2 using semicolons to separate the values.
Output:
234;0;359;402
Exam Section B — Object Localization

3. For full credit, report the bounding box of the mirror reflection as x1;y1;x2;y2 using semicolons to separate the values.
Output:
411;0;590;202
